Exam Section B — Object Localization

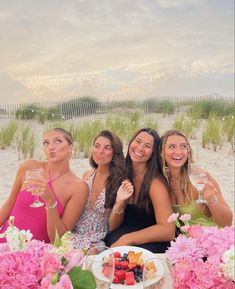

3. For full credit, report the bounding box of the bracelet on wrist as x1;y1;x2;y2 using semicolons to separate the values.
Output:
207;195;218;208
112;205;124;215
45;201;57;210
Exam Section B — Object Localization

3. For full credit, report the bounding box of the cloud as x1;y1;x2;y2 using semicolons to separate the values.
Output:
0;0;234;102
0;71;31;104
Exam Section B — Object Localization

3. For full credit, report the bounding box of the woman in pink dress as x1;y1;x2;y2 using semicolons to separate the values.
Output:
0;128;88;243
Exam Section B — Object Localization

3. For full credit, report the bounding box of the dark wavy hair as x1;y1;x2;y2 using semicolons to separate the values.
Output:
126;127;161;210
90;130;127;208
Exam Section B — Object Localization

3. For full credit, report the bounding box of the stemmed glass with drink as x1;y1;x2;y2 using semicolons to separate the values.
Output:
189;162;208;204
143;256;171;289
85;245;114;289
25;169;45;208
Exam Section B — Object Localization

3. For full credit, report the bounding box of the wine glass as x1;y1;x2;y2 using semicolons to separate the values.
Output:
143;256;171;289
85;245;114;289
25;169;45;208
189;162;208;204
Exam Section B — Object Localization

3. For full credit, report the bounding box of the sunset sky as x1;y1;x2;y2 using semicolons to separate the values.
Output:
0;0;234;104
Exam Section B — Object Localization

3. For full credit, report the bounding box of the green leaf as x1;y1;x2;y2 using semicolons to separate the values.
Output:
61;256;69;266
51;272;59;285
68;266;96;289
53;230;62;248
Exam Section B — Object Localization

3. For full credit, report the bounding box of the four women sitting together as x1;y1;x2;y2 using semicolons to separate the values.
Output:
0;127;233;253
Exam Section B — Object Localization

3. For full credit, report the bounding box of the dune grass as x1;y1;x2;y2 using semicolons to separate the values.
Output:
0;121;18;149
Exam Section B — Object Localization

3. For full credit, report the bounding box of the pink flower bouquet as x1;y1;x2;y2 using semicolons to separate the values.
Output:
167;213;235;289
0;217;96;289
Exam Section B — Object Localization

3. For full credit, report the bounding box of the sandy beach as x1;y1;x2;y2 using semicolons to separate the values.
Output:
0;116;234;224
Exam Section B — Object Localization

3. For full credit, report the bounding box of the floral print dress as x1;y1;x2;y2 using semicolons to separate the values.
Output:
72;170;111;249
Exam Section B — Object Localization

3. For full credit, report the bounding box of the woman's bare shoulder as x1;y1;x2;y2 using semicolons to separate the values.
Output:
150;177;169;197
82;169;94;180
68;173;88;190
151;177;167;188
19;159;46;170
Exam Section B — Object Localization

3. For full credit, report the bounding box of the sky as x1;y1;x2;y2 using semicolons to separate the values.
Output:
0;0;234;104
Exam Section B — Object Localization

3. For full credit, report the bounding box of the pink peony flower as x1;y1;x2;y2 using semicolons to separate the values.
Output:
64;250;84;272
167;223;235;289
40;273;54;289
40;252;62;276
166;235;204;264
0;250;41;288
186;225;204;239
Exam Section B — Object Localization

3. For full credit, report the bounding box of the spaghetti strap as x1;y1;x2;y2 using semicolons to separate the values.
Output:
48;169;70;195
48;169;70;184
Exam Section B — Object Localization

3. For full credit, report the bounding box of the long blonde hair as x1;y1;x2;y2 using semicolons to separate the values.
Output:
159;130;194;203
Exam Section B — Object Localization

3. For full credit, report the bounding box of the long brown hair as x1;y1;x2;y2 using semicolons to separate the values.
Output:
90;130;127;208
126;127;161;211
158;129;194;203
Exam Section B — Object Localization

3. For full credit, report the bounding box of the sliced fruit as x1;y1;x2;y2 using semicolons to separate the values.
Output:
125;271;135;285
128;252;143;264
114;269;126;281
145;260;156;271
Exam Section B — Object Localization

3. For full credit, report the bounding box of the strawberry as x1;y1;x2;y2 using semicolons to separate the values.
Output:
114;251;121;258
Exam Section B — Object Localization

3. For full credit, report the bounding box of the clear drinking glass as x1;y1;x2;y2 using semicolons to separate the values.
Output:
143;256;171;289
189;162;208;204
25;169;45;208
85;245;114;289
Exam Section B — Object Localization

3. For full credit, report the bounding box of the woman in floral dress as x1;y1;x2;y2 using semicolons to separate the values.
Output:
72;130;130;249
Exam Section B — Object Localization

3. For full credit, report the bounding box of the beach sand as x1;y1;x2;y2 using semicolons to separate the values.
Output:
0;116;234;223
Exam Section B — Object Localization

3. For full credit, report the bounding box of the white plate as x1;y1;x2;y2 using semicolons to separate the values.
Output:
93;245;165;289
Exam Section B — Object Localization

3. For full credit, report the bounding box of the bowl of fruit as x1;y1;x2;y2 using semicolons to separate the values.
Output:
101;246;165;288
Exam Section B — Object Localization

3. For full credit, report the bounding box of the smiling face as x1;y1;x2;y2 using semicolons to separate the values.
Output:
43;130;73;162
129;131;154;164
163;134;189;170
91;136;114;166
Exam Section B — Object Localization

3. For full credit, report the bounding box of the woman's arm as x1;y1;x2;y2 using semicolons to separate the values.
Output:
0;160;33;227
108;180;133;231
111;178;175;247
202;172;233;226
45;180;88;242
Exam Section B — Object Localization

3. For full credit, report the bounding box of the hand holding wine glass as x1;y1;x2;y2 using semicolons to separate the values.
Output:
25;169;46;208
189;163;208;204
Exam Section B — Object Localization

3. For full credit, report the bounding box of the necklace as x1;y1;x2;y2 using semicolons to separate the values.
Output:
48;169;70;183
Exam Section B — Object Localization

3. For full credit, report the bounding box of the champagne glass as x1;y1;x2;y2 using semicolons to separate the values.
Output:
25;169;45;208
85;245;114;289
189;163;208;204
143;256;171;289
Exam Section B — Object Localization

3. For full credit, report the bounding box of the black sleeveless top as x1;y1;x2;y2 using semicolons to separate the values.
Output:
105;204;170;253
